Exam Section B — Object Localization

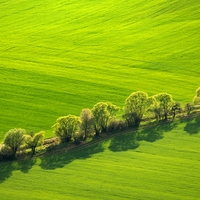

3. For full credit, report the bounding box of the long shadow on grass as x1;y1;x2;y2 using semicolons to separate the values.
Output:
16;158;37;173
184;116;200;134
109;121;177;152
40;142;104;170
0;158;36;183
137;121;178;142
0;161;14;183
109;132;139;152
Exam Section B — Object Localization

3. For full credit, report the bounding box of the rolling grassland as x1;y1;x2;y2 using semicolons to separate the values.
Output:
0;117;200;199
0;0;200;139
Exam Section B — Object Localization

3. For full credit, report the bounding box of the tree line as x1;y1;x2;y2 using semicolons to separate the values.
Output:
1;87;200;160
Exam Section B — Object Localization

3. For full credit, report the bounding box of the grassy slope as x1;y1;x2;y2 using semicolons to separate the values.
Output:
0;117;200;199
0;0;200;139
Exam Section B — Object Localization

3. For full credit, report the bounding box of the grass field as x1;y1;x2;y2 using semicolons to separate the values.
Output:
0;116;200;199
0;0;200;140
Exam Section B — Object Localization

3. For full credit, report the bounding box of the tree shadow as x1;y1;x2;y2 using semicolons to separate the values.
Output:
39;151;75;170
137;121;177;142
0;157;36;183
74;142;104;160
0;161;14;183
180;115;194;124
109;132;139;152
184;117;200;135
40;142;104;170
16;158;37;173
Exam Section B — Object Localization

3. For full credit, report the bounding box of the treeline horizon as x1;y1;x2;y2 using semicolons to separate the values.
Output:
0;87;200;160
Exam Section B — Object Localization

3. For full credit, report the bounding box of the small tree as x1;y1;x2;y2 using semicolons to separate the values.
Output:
154;93;174;120
25;131;45;155
92;102;119;135
150;96;162;121
123;91;150;127
0;144;13;160
171;102;181;120
3;128;26;158
80;109;94;140
184;102;192;115
193;87;200;105
52;115;81;142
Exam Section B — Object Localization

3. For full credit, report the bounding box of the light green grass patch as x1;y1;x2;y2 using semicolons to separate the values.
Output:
0;0;200;140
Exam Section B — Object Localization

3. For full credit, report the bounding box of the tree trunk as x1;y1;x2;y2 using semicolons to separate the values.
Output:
32;146;36;155
102;126;107;133
12;147;17;158
172;111;176;120
164;112;168;120
134;117;141;127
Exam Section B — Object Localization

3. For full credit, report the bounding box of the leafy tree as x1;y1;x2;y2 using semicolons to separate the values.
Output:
193;87;200;105
184;102;192;115
3;128;26;158
80;109;94;140
154;93;174;120
0;144;13;159
149;96;162;121
107;119;127;132
171;102;181;120
52;115;81;142
92;102;119;135
25;131;45;155
123;91;150;126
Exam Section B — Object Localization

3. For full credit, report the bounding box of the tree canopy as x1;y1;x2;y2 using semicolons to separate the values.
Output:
52;115;81;142
80;109;94;140
3;128;26;158
193;87;200;105
92;102;119;134
25;131;45;155
123;91;150;126
154;93;174;120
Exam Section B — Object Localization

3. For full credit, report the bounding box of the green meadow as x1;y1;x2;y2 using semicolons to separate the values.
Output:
1;1;200;199
0;0;200;139
0;116;200;200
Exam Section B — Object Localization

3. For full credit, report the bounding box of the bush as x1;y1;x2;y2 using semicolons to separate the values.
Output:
73;131;83;144
107;119;128;133
0;144;14;160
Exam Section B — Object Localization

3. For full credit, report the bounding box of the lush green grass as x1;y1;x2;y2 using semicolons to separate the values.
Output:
0;116;200;199
0;0;200;139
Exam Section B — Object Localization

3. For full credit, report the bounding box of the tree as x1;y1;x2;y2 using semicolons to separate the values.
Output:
184;102;192;115
25;131;45;155
80;109;94;140
3;128;26;158
123;91;150;127
154;93;174;120
193;87;200;105
171;102;181;120
52;115;81;142
92;102;119;135
149;96;162;121
0;144;13;159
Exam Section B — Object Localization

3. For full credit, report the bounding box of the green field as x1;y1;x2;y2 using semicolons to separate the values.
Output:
1;1;200;199
0;116;200;199
0;0;200;140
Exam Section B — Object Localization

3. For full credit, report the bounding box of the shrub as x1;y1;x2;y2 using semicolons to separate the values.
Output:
107;119;127;133
0;144;14;160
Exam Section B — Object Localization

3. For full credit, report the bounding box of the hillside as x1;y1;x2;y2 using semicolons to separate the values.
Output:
0;116;200;199
0;0;200;139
